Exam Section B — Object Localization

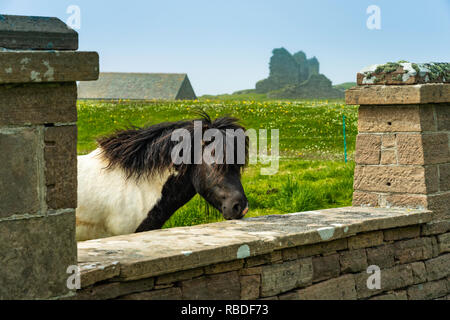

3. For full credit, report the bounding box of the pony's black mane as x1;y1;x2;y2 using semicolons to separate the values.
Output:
97;113;248;180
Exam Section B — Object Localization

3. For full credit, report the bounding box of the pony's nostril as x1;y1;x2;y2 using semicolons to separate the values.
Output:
233;203;241;214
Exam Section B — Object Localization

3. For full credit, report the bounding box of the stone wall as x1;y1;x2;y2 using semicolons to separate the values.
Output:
0;15;98;299
73;207;449;300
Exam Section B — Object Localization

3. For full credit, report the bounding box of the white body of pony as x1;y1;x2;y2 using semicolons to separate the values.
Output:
76;149;172;241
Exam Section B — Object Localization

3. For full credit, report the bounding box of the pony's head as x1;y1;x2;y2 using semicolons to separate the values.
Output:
97;113;249;221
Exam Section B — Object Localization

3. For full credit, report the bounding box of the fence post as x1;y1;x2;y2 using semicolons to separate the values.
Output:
0;15;99;299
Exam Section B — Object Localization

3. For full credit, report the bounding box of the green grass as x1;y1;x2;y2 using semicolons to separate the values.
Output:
77;98;358;228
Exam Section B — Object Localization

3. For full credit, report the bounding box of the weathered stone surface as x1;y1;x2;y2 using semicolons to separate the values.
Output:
0;212;76;299
77;207;431;281
394;238;433;264
354;165;438;194
118;287;182;300
260;258;312;297
79;261;120;288
385;194;427;210
0;83;77;125
407;279;448;300
296;274;357;300
297;238;347;258
382;134;396;148
0;127;40;218
421;220;450;236
282;247;298;261
355;134;381;164
239;267;262;276
384;226;420;241
428;193;450;219
348;231;384;249
355;264;416;299
156;268;204;285
0;51;99;84
357;105;435;132
339;249;368;273
435;104;450;131
0;15;78;50
246;251;282;267
44;125;77;209
396;133;449;165
352;191;379;207
240;275;260;300
76;278;157;299
366;245;395;269
380;149;397;165
369;290;407;300
425;253;450;281
181;271;240;300
440;163;450;191
346;84;450;105
437;233;450;253
410;262;427;284
204;260;243;274
312;254;340;282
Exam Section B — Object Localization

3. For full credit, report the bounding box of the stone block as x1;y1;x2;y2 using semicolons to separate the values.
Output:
428;193;450;219
348;231;384;250
394;238;433;264
312;254;340;282
240;275;260;300
297;238;347;258
381;134;396;148
356;105;436;132
366;245;395;269
0;83;77;125
260;258;312;297
156;268;204;285
0;127;40;218
44;125;77;209
79;261;120;288
346;84;450;105
245;251;282;267
437;233;450;253
354;165;438;194
435;104;450;131
385;194;427;210
410;262;427;284
355;264;415;299
407;279;448;300
439;163;450;191
0;51;99;84
296;274;357;300
339;249;368;273
204;260;243;274
384;226;420;241
421;220;450;236
425;253;450;281
380;149;397;165
181;271;240;300
355;134;381;164
0;212;77;299
352;191;379;207
0;15;78;50
396;133;449;165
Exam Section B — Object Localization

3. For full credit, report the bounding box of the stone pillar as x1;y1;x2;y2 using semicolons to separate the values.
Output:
346;62;449;222
0;15;98;299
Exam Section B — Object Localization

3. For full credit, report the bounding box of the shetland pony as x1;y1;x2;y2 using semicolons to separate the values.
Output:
76;114;248;241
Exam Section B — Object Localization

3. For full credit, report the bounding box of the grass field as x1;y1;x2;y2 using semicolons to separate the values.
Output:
77;98;358;228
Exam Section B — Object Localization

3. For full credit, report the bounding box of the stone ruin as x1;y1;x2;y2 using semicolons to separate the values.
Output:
255;48;344;99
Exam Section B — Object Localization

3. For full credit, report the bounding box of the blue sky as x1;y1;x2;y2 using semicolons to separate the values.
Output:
1;0;449;95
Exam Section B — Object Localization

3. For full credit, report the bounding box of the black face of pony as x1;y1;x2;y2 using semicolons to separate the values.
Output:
192;163;248;220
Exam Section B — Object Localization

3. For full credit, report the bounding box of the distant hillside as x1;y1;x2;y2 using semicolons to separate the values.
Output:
333;82;357;92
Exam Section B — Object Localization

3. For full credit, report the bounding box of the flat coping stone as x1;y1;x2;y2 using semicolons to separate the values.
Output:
0;51;99;84
77;206;431;282
0;14;78;50
345;83;450;105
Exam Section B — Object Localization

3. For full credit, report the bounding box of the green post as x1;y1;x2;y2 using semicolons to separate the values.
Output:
343;115;348;163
